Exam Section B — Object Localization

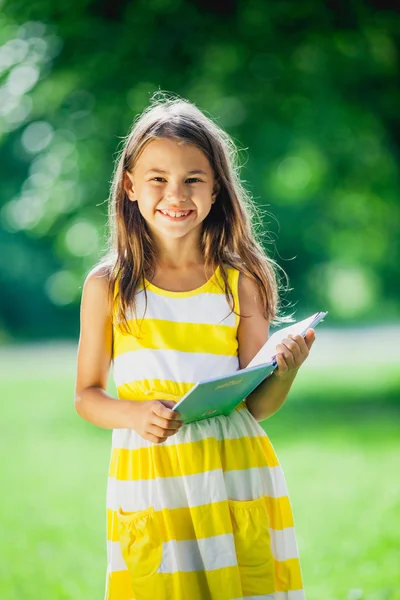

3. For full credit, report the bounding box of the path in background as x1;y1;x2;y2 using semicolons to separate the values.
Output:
0;325;398;377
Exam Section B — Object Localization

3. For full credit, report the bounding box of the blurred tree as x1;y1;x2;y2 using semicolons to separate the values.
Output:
0;0;399;340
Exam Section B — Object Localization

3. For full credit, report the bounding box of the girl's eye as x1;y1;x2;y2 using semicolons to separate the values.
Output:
151;177;201;183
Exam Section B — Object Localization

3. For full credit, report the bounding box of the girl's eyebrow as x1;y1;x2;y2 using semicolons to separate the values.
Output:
145;168;208;176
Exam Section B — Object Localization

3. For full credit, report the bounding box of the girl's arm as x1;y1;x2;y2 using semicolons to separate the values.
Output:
74;266;136;429
237;273;315;422
74;267;183;442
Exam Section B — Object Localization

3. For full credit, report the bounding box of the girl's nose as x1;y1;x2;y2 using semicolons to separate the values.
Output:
165;183;187;202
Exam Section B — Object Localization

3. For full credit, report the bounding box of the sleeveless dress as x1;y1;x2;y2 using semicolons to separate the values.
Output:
105;265;305;600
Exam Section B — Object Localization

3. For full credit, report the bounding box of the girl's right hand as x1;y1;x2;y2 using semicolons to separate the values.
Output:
130;400;184;444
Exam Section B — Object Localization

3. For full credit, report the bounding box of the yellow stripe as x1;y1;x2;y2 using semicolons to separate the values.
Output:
107;494;293;544
113;319;237;357
107;501;232;542
105;560;302;600
117;379;195;402
227;267;240;329
275;557;303;591
109;436;279;480
268;496;294;529
117;384;249;405
106;567;245;600
105;569;133;600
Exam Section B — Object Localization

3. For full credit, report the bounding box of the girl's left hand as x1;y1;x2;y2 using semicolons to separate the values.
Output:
274;328;316;380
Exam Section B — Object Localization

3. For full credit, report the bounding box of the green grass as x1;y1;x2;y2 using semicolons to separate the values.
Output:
1;366;399;600
266;406;400;600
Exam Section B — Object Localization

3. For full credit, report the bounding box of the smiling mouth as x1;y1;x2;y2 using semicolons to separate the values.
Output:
157;209;194;220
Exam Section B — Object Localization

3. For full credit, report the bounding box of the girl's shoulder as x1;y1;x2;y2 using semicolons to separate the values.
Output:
235;268;270;369
82;262;114;315
223;258;248;284
228;260;270;323
221;260;253;299
84;262;112;288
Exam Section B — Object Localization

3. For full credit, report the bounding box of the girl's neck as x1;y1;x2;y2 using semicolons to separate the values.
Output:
152;234;205;270
146;260;217;293
155;257;205;270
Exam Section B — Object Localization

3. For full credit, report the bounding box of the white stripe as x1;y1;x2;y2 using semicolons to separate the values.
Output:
232;593;305;600
232;596;275;599
234;595;305;600
118;289;236;327
276;592;306;600
108;530;297;575
224;466;288;500
161;535;236;572
107;540;126;572
106;466;288;513
108;530;299;577
107;470;228;511
113;348;239;388
111;408;267;449
108;534;237;574
270;527;299;561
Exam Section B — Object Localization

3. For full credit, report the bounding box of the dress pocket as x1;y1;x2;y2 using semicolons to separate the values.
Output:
228;495;274;593
117;506;162;581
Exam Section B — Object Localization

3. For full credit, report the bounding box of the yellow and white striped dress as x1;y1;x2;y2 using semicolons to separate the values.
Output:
105;265;305;600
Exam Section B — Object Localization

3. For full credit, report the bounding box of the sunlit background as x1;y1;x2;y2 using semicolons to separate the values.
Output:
1;1;399;599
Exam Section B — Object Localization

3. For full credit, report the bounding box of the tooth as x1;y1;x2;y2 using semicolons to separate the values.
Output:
160;210;191;217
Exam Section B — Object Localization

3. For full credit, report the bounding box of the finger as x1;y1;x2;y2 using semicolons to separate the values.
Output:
304;329;316;349
152;414;183;431
147;424;178;440
147;423;181;436
281;336;302;360
275;344;296;369
288;334;309;358
288;333;308;352
275;352;288;372
145;432;167;444
153;401;181;421
159;400;179;411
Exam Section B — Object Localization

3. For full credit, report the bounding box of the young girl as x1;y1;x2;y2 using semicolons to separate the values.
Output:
75;94;315;600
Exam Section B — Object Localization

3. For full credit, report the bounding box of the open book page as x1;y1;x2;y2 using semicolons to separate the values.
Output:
246;312;327;369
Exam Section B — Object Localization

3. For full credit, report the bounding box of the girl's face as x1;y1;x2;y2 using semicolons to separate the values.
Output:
124;138;218;242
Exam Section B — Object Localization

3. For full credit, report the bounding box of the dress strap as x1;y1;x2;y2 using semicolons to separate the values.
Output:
213;265;240;328
228;267;240;329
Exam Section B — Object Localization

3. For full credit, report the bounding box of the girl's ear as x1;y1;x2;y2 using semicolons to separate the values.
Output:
211;179;220;203
123;171;137;202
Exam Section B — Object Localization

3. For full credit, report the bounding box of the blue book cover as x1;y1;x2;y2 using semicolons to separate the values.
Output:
175;311;328;424
174;362;276;424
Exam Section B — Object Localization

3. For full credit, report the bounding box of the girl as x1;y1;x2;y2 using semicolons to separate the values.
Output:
75;93;315;600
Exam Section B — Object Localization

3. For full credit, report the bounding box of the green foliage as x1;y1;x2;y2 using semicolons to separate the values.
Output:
0;1;399;339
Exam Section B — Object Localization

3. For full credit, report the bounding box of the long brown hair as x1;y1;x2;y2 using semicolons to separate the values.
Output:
99;92;289;333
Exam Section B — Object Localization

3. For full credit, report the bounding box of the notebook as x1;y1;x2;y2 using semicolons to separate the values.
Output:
174;311;328;424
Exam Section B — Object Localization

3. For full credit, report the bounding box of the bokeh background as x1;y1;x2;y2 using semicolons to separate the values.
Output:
1;1;399;599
